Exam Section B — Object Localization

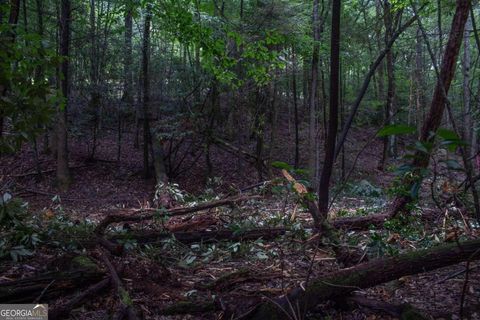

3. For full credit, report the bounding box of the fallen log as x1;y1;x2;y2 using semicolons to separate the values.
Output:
0;268;104;303
95;195;258;235
110;228;286;245
245;238;480;320
331;213;390;230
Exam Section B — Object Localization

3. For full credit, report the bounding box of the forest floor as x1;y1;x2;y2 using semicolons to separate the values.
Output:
1;128;480;319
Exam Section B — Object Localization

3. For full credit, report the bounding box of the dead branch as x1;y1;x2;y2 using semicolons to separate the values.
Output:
94;195;259;235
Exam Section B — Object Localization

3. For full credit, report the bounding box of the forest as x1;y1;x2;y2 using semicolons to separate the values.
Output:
1;0;480;319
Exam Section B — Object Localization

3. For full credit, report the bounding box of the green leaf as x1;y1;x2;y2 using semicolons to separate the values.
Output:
436;128;460;140
413;141;432;154
377;124;416;137
271;161;292;170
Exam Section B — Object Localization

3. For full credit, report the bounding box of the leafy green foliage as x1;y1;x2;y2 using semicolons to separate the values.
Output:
0;24;59;152
377;124;416;137
0;194;40;261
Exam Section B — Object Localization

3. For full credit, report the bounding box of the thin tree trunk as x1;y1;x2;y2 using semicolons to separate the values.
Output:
88;0;99;160
56;0;71;190
142;4;152;178
463;17;473;158
379;1;397;170
308;0;321;189
317;0;340;217
292;45;300;168
415;28;426;137
119;0;133;164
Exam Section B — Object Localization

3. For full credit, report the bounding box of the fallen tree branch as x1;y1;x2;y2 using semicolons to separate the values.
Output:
330;213;390;230
244;238;480;320
100;252;139;320
95;195;259;235
49;277;111;320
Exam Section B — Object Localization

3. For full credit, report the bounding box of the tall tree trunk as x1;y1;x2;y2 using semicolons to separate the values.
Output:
292;45;300;168
462;16;473;158
414;28;426;137
56;0;71;190
142;4;152;178
375;0;385;105
119;0;133;164
317;0;341;216
308;0;321;188
389;0;472;216
379;1;397;170
88;0;99;160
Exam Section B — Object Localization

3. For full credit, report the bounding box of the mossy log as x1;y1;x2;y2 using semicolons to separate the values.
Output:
245;238;480;320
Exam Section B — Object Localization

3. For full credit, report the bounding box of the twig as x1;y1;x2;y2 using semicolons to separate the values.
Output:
33;280;55;303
